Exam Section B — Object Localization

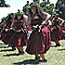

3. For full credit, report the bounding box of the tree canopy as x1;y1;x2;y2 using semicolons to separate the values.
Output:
0;0;10;7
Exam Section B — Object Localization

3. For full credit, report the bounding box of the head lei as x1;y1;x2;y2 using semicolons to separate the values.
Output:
2;17;7;20
8;13;14;16
30;3;40;8
15;12;25;16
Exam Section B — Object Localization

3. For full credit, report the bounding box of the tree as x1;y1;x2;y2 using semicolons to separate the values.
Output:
40;0;48;7
0;0;10;7
55;0;65;19
62;0;65;4
47;0;50;4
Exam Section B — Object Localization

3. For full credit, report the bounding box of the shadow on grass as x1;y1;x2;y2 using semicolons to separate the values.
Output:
0;49;15;52
3;53;19;56
3;53;24;56
0;46;9;48
13;59;39;65
58;48;65;51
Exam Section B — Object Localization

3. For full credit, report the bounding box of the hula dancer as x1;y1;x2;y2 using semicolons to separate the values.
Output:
2;13;16;50
51;14;64;47
8;13;27;55
0;17;7;42
26;4;51;62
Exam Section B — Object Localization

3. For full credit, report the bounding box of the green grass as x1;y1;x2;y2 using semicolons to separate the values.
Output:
0;40;65;65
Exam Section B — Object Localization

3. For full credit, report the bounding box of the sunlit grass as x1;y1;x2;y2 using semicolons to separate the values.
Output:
0;40;65;65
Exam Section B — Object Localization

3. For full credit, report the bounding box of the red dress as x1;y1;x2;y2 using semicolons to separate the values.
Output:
26;15;51;55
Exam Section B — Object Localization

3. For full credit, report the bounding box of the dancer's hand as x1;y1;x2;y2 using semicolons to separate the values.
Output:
5;29;8;32
41;21;46;25
10;28;15;30
33;26;37;28
33;25;39;28
17;30;21;32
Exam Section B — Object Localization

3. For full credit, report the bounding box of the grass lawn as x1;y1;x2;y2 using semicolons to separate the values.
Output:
0;40;65;65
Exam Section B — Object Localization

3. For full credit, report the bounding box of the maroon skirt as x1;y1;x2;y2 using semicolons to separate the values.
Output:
26;26;51;55
61;27;65;39
2;30;14;45
51;27;63;41
8;31;27;47
0;30;8;44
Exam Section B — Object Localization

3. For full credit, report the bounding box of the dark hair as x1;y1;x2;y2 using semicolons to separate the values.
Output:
54;17;59;26
27;1;29;3
7;13;14;20
15;15;24;20
29;6;43;20
1;19;6;22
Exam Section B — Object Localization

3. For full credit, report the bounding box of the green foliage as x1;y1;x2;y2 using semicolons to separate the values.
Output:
40;2;46;7
47;0;50;4
55;0;65;19
43;4;55;15
0;0;10;7
15;12;25;16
